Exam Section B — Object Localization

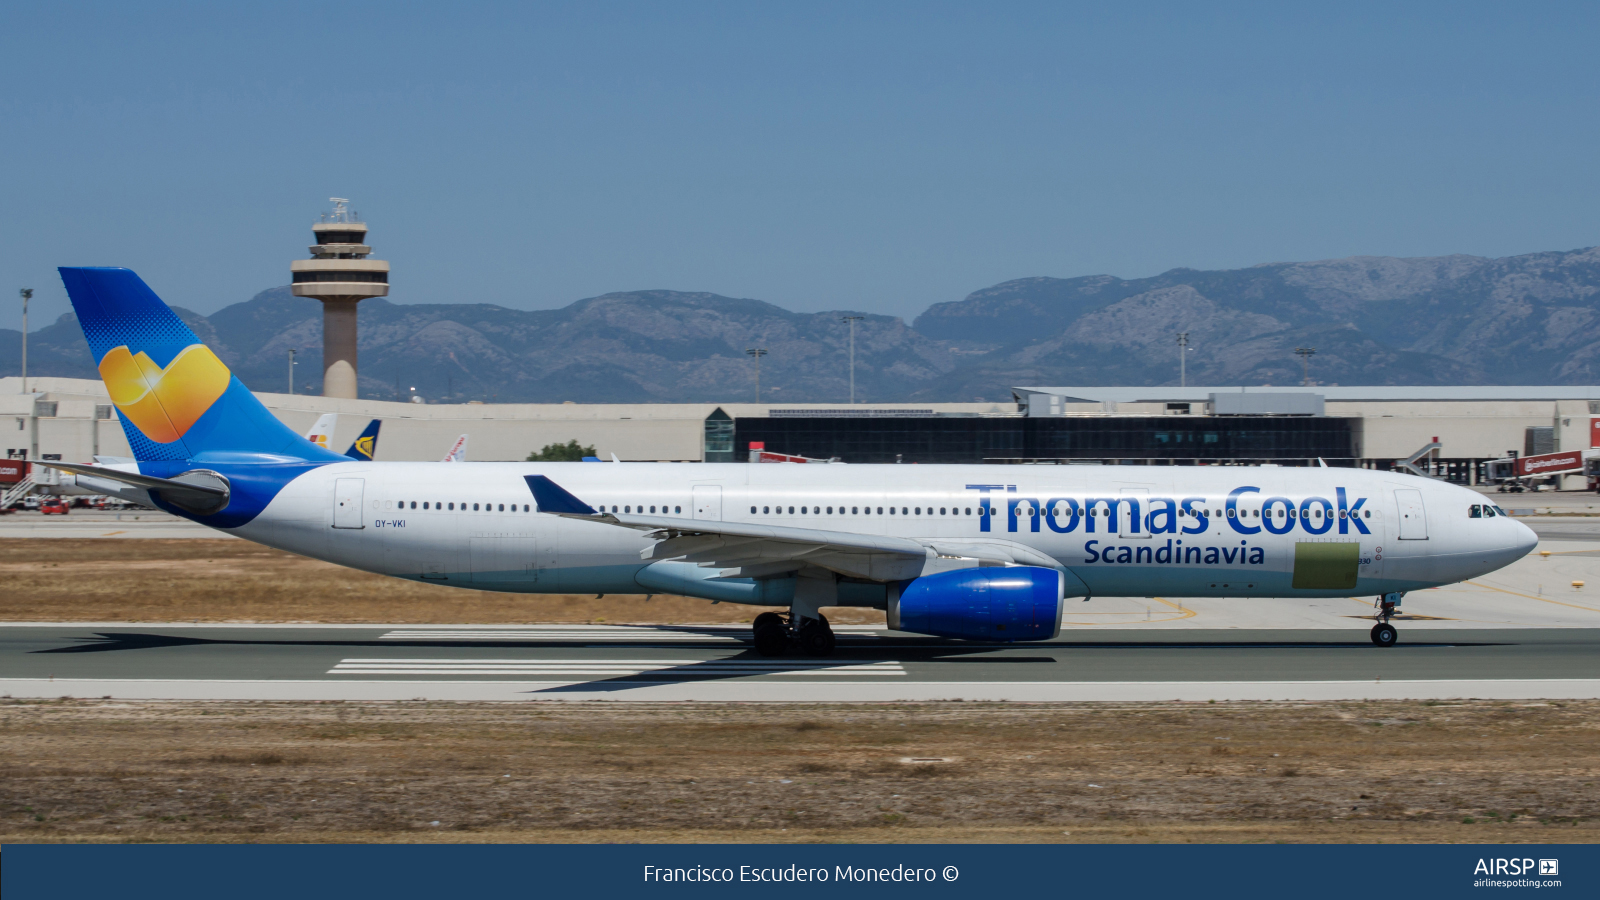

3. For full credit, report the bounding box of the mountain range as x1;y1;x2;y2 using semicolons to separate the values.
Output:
6;245;1600;402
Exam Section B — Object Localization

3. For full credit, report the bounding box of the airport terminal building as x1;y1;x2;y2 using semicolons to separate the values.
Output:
6;377;1599;488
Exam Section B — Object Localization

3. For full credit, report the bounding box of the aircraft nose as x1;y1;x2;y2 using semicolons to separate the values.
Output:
1511;519;1538;557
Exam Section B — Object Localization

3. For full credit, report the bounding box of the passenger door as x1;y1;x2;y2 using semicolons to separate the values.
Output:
332;478;364;529
1119;487;1150;539
693;485;722;521
1394;489;1428;540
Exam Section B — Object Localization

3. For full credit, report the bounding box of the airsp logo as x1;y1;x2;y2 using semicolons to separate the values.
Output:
1473;858;1550;876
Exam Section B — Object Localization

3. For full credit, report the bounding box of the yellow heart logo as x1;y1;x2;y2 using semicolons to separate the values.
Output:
98;344;232;444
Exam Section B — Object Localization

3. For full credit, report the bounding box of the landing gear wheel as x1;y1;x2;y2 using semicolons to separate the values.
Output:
752;613;789;656
1370;622;1398;647
796;622;836;657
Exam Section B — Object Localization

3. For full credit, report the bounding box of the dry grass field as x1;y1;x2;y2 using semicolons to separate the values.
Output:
0;538;883;626
0;699;1594;844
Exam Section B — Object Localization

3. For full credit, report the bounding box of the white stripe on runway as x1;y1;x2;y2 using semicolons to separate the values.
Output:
328;658;906;676
381;630;740;642
378;626;883;642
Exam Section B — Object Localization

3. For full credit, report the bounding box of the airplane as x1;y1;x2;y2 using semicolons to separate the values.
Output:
42;268;1537;656
442;434;468;462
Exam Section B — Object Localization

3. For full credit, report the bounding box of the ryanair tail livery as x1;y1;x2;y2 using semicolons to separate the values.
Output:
344;418;382;461
46;268;1537;655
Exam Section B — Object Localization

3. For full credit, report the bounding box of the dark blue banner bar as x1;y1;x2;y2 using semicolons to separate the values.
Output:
3;843;1593;899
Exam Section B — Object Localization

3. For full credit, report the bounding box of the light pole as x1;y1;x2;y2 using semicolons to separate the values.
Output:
1294;347;1316;386
287;349;297;395
746;348;768;403
841;315;863;403
19;288;32;394
1176;332;1189;388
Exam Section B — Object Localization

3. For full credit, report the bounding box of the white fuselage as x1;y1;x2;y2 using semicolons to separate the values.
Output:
222;462;1536;607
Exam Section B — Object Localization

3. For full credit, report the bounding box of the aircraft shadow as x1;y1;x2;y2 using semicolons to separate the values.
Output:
32;630;1504;657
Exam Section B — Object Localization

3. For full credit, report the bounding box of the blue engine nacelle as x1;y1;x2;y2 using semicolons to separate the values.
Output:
892;566;1064;641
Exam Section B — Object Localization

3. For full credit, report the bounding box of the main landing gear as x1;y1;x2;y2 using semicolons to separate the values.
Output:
1370;592;1404;647
751;611;836;658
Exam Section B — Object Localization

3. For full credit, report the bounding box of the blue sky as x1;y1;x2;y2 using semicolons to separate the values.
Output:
4;2;1600;329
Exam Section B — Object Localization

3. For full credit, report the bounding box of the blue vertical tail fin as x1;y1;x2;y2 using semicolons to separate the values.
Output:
345;419;382;460
58;267;347;464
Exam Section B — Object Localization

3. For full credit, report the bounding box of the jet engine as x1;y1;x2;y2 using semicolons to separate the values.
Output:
890;566;1064;641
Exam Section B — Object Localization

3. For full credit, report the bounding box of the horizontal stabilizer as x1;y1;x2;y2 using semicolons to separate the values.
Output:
524;475;598;516
34;461;229;515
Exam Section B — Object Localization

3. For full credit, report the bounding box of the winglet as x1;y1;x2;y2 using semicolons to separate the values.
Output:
525;475;599;515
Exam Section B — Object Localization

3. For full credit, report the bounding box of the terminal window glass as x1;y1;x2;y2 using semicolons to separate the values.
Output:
732;415;1355;464
703;409;736;462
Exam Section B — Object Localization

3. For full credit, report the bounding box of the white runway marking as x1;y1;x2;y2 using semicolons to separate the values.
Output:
378;626;882;643
328;658;907;677
380;628;741;642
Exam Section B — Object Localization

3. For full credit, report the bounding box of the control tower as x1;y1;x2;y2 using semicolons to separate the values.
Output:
290;199;390;398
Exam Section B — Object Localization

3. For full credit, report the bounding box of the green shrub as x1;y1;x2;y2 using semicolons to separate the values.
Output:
526;440;597;462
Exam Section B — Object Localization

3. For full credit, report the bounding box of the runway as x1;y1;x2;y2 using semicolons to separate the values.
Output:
1;623;1595;702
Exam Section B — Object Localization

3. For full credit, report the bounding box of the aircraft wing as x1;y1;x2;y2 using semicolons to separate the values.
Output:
524;475;1054;581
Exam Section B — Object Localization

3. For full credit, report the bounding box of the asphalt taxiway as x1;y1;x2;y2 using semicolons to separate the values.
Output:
1;623;1595;702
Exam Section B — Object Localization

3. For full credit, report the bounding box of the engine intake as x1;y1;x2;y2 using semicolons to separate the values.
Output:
892;566;1064;641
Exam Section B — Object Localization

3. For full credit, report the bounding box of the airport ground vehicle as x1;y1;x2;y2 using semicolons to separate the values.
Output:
40;497;69;515
42;268;1538;653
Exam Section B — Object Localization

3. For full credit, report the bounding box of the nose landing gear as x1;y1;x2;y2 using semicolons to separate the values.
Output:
1370;592;1403;647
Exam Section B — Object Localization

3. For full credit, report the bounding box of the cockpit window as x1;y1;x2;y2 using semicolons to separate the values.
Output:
1470;504;1483;518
